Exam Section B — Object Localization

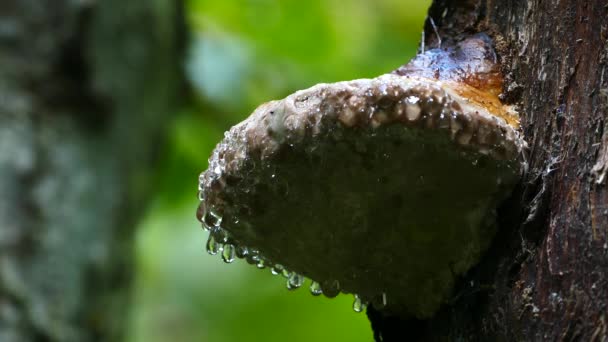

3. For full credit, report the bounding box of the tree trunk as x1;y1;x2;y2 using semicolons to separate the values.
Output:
0;1;185;341
368;0;608;340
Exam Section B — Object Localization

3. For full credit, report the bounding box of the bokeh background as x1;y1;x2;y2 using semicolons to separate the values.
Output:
127;1;430;341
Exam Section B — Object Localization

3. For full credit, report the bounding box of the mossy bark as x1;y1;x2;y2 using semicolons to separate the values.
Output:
0;1;185;341
368;0;608;340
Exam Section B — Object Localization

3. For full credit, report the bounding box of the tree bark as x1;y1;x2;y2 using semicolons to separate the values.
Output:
0;1;185;341
368;0;608;340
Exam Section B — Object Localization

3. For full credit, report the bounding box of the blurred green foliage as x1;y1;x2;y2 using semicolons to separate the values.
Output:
127;1;429;341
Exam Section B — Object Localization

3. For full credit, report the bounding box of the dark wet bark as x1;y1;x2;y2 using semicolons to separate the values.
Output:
368;0;608;340
0;1;185;341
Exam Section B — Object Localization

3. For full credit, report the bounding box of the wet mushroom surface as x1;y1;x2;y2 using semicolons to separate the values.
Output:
197;36;526;319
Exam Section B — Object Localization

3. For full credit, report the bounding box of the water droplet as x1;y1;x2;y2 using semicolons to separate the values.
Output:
281;269;292;279
196;203;206;225
321;280;341;298
271;264;284;276
287;273;304;290
379;84;388;96
222;244;235;263
235;246;249;258
256;259;266;269
246;250;260;265
353;295;366;313
206;235;219;255
203;210;222;229
310;281;323;296
213;228;229;244
198;190;205;201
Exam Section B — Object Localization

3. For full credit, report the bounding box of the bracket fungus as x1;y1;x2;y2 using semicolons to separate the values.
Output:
197;34;526;319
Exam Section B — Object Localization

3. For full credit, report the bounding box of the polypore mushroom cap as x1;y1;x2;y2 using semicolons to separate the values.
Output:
198;72;525;318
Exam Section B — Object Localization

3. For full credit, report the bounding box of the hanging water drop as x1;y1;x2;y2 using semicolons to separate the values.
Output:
353;294;366;313
256;258;266;269
271;264;284;276
287;273;304;290
203;210;222;229
235;246;249;259
206;235;219;255
196;202;206;224
320;279;341;298
214;228;229;244
281;269;292;279
246;250;260;265
222;244;236;263
310;281;323;296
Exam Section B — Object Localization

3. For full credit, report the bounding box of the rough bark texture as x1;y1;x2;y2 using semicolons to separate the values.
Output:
368;0;608;341
0;1;185;341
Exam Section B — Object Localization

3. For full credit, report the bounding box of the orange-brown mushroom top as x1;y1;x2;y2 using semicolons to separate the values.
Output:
394;34;519;127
